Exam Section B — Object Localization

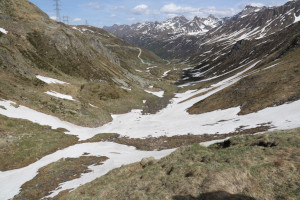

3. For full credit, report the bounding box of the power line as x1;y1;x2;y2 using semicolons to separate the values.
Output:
63;16;69;25
53;0;61;22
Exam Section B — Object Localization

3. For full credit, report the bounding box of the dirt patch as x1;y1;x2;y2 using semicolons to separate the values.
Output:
14;156;108;200
114;126;271;151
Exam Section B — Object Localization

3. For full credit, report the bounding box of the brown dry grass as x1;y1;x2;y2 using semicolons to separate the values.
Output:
188;47;300;115
14;156;108;200
60;129;300;200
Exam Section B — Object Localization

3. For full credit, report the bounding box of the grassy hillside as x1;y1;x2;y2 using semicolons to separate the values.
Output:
188;45;300;115
61;129;300;200
0;0;185;128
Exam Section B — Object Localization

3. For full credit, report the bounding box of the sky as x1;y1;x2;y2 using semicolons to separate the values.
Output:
29;0;290;27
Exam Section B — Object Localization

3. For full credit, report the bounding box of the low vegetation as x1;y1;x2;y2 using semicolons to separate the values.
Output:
188;46;300;115
61;129;300;200
0;113;118;171
0;115;78;171
14;156;108;200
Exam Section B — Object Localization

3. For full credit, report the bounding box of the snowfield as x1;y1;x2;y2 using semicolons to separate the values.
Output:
0;61;299;141
0;142;174;200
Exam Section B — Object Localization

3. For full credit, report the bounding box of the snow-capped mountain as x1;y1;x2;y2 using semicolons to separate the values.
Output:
103;15;222;57
104;15;221;37
104;1;300;59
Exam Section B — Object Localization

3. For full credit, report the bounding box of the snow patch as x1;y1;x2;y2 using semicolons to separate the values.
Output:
45;91;76;101
89;104;98;108
0;142;174;200
0;28;8;34
294;13;300;23
72;27;83;33
36;75;69;84
121;86;132;91
145;90;165;98
162;70;171;78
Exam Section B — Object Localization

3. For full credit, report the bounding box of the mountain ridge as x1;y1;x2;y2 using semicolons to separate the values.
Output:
104;0;300;59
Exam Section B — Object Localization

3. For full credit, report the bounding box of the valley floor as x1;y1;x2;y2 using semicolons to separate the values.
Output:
0;60;300;200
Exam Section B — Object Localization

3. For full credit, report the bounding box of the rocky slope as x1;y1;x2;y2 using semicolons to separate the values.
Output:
104;1;300;59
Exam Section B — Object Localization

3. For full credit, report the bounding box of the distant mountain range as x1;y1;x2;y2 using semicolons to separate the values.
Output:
104;1;300;59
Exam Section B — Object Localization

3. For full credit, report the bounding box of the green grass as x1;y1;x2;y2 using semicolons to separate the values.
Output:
0;115;78;171
61;129;300;200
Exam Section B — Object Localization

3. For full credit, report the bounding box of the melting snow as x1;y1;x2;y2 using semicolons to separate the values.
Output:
1;60;299;141
0;142;174;200
162;70;171;78
121;86;132;91
263;62;281;70
145;90;165;98
36;75;69;84
294;13;300;23
0;58;300;199
72;27;83;33
45;91;76;101
0;28;8;34
89;104;98;108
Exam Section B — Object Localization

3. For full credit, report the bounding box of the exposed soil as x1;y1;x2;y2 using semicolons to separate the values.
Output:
13;156;108;200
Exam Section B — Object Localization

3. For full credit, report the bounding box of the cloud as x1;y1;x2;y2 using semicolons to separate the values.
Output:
127;17;136;21
111;6;126;11
131;4;150;15
87;2;103;10
237;2;265;9
50;16;57;20
249;2;265;7
110;14;116;17
167;14;178;18
160;3;197;14
73;18;82;22
160;3;236;18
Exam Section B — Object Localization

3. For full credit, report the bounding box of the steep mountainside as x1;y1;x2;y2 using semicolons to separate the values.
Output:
104;0;300;59
0;0;181;128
